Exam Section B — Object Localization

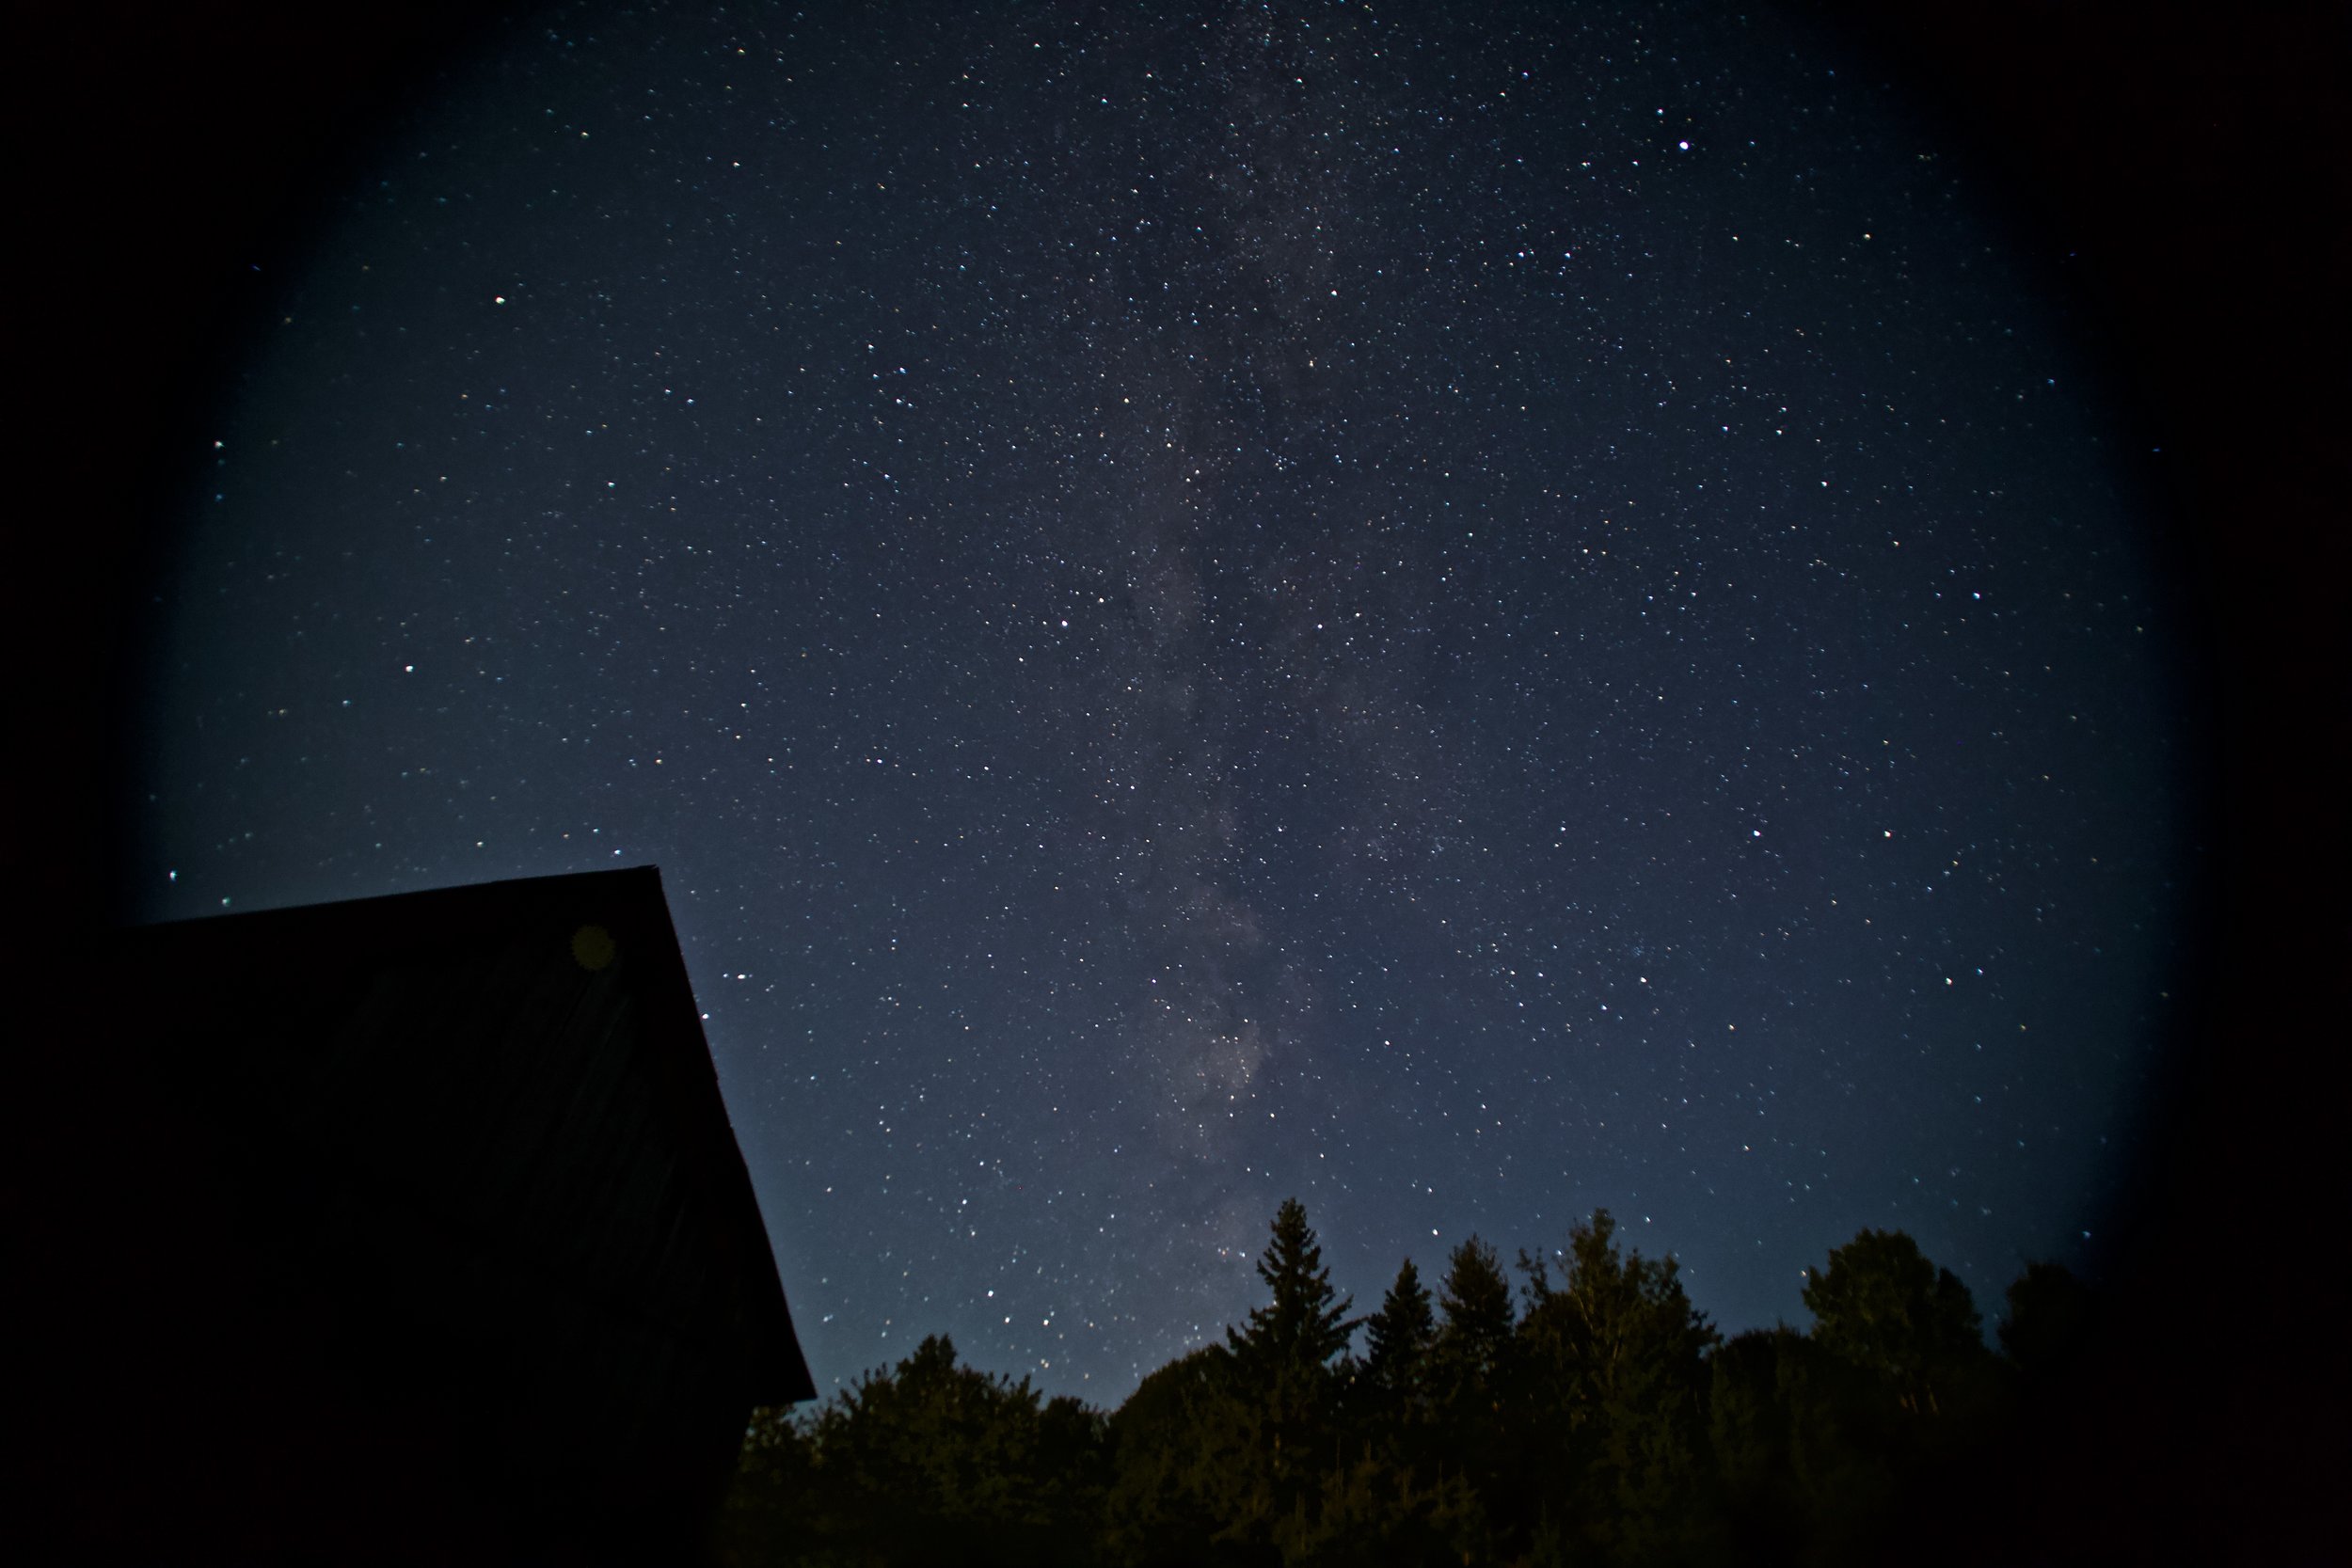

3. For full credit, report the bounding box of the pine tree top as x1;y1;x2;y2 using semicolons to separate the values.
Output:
1229;1196;1357;1371
1364;1257;1437;1374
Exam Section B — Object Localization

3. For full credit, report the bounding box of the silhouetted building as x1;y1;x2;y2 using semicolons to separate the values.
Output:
23;867;812;1563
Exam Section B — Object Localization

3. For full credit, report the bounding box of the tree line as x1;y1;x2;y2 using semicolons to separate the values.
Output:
720;1200;2097;1565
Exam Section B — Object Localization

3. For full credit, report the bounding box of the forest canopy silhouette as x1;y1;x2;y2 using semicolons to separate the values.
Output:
720;1199;2098;1566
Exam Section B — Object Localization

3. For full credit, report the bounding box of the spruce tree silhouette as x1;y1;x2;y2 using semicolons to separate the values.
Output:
1227;1197;1358;1374
1422;1236;1516;1552
1361;1258;1437;1405
1208;1198;1359;1560
1434;1236;1513;1376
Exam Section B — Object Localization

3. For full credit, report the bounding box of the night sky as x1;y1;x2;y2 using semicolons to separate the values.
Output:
125;0;2195;1401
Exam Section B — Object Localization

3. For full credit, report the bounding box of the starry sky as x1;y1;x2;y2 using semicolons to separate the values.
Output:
126;0;2195;1400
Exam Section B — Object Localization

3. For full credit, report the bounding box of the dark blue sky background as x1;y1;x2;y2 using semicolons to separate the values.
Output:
131;0;2191;1400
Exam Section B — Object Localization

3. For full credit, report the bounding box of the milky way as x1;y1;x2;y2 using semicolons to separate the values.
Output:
137;0;2189;1397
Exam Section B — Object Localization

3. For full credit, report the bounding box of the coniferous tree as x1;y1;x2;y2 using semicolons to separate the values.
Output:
1336;1254;1448;1543
1205;1198;1360;1560
1361;1258;1437;1403
1227;1196;1357;1374
1267;1250;1496;1568
1423;1235;1516;1554
1434;1235;1514;1376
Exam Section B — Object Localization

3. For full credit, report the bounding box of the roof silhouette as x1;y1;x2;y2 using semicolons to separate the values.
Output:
30;866;811;1561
